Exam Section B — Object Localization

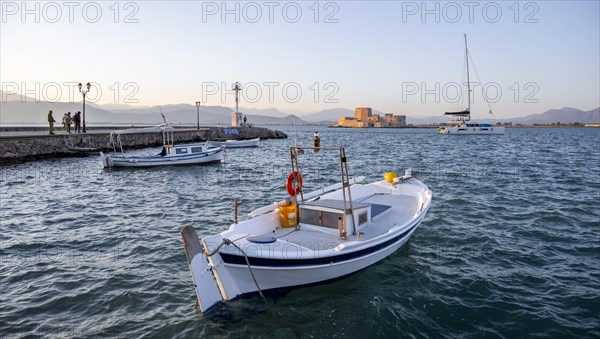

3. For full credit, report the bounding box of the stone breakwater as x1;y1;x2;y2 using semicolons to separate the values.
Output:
0;126;287;163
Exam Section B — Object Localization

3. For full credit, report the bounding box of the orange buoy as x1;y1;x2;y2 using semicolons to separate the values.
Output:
286;171;303;196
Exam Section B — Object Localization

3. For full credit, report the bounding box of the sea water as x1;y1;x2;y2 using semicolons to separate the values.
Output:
1;126;598;337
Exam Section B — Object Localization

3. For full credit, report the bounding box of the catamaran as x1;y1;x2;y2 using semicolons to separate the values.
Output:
438;35;505;135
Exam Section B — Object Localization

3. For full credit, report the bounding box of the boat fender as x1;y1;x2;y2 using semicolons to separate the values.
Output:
384;172;398;183
286;171;303;196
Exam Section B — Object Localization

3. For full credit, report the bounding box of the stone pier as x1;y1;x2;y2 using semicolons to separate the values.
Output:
0;126;287;163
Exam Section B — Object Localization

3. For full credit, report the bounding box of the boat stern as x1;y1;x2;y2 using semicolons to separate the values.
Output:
180;226;243;312
180;226;224;312
99;152;114;168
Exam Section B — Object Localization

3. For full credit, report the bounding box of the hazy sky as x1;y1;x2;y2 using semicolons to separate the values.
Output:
1;1;599;118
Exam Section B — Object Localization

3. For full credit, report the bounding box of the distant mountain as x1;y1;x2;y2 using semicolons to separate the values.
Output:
0;99;313;125
301;108;352;122
405;107;600;125
505;107;600;124
1;91;596;126
0;100;122;124
284;108;312;116
238;107;288;118
107;104;234;124
406;115;448;125
92;103;151;111
243;114;310;125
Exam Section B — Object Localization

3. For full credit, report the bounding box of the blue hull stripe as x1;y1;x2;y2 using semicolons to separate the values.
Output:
112;149;221;164
220;222;420;267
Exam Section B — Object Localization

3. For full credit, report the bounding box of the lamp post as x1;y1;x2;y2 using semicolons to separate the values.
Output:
195;101;201;130
78;82;91;133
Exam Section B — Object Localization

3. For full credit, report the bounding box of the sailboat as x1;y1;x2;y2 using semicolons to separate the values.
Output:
438;35;505;135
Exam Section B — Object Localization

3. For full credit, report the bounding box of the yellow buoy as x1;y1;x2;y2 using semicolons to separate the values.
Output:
384;172;398;183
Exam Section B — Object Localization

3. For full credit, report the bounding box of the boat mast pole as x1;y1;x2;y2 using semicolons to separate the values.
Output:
464;34;471;114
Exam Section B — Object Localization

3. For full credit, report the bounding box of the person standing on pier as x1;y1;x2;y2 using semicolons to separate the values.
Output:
66;112;72;133
73;111;81;133
47;110;56;135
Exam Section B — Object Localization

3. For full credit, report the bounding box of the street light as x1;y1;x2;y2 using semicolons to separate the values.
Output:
195;101;201;130
78;82;91;133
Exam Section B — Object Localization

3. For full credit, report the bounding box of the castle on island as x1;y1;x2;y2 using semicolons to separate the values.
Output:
337;108;406;128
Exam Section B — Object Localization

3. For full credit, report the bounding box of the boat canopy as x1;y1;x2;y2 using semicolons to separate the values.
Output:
444;110;470;116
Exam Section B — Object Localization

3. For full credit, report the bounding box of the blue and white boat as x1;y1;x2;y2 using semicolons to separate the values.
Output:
100;142;222;168
99;126;223;168
181;146;432;312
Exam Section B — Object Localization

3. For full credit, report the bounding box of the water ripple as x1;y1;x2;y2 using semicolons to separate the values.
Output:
1;127;599;337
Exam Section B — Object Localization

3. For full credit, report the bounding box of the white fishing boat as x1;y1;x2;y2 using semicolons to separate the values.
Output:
99;126;223;168
219;137;260;148
438;35;505;135
181;146;432;312
100;142;222;168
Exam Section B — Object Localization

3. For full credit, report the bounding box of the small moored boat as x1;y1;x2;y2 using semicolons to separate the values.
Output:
219;137;260;148
99;126;223;168
100;142;222;168
180;146;432;312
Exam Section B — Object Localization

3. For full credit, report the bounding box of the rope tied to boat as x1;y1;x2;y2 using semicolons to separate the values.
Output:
203;238;232;257
205;238;302;337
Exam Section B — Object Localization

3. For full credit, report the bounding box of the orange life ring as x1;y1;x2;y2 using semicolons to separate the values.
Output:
286;171;303;196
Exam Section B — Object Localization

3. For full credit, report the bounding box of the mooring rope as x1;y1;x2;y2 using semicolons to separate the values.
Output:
206;239;302;337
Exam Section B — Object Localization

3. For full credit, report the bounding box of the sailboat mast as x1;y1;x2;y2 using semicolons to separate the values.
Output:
464;34;471;113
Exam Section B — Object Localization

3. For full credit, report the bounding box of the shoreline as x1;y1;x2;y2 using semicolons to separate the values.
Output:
2;123;598;131
328;125;598;129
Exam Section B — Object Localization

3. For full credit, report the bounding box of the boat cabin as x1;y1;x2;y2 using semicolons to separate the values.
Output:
160;143;212;157
298;199;391;238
